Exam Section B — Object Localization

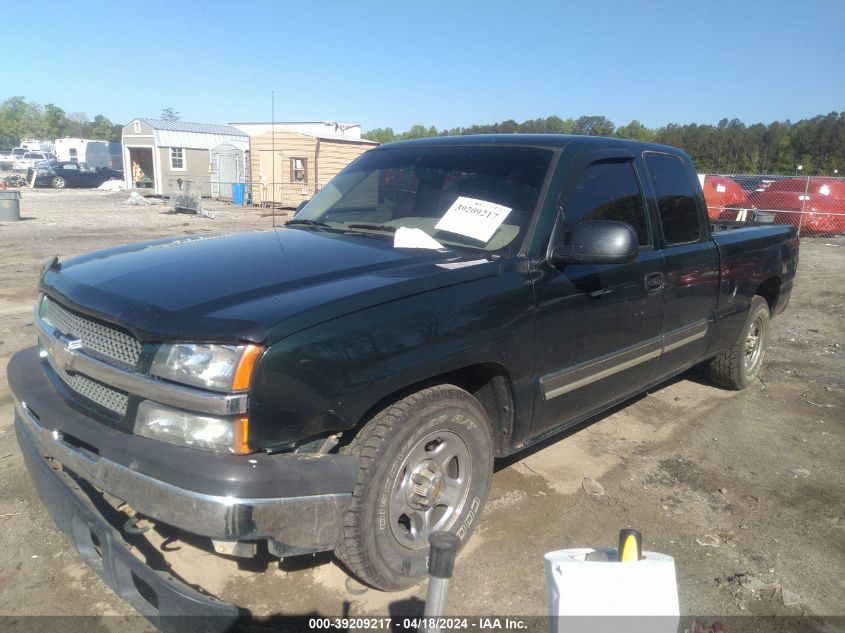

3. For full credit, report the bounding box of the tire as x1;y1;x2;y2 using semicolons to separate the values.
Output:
336;385;494;590
52;176;66;189
709;295;770;390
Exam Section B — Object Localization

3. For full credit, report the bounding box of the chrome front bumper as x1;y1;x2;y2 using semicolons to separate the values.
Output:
15;396;353;554
15;404;240;628
9;343;358;558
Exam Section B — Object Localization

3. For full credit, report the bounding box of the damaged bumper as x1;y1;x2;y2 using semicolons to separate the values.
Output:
16;410;240;630
9;347;358;620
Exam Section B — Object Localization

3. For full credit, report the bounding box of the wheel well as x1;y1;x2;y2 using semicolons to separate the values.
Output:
344;363;515;457
755;277;781;311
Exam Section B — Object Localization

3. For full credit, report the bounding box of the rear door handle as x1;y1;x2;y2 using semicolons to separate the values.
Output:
645;272;665;292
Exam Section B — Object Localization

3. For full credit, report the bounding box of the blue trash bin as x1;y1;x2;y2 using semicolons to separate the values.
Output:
232;183;245;206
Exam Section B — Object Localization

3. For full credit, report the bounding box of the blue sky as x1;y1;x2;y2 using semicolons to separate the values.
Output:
5;0;844;131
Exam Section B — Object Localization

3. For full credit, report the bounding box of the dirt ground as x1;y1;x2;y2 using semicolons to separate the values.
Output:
0;188;842;626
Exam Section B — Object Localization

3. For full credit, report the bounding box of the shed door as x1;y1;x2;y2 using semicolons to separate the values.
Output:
217;154;239;199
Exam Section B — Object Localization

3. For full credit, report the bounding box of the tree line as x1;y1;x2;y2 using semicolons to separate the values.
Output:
0;96;123;146
365;112;845;175
4;95;840;176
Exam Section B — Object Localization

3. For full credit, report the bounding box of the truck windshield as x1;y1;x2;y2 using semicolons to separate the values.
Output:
294;145;553;254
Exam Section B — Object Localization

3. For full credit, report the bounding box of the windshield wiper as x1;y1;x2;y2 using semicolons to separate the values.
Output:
345;223;397;233
284;218;332;229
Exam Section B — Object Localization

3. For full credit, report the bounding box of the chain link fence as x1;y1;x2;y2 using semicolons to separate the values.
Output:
702;174;845;237
163;178;329;211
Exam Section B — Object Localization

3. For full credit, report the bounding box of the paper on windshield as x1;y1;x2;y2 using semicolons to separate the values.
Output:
394;227;444;250
435;196;511;243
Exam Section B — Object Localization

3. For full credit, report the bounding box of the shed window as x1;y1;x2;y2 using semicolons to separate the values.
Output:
290;158;307;183
133;121;141;133
170;148;184;170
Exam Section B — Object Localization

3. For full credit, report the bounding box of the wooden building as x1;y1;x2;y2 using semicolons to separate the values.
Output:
243;128;377;208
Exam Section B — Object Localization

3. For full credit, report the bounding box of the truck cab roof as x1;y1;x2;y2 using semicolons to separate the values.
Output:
376;133;689;158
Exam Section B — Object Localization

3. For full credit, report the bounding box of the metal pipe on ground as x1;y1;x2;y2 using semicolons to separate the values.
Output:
422;531;461;633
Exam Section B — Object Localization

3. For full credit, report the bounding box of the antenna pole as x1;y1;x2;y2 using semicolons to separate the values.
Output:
271;90;275;228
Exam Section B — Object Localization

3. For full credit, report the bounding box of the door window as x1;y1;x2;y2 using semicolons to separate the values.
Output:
644;153;701;245
558;159;650;246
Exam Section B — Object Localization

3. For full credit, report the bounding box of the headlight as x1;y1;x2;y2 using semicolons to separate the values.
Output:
151;343;262;392
135;401;249;453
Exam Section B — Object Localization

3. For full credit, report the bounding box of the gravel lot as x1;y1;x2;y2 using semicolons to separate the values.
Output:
0;188;842;626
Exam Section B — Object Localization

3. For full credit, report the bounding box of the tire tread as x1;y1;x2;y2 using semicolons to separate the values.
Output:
335;385;486;590
708;295;769;390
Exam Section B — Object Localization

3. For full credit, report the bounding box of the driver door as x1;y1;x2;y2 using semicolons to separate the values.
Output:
530;151;665;438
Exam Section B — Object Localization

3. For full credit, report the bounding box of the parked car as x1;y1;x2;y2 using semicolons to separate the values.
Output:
748;177;845;234
9;135;799;623
702;175;749;220
2;148;27;166
26;161;123;188
13;151;55;171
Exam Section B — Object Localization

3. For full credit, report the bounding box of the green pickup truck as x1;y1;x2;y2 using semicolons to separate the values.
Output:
9;134;798;626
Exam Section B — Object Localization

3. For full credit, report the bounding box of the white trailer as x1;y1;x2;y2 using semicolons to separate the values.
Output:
19;139;53;153
53;138;115;168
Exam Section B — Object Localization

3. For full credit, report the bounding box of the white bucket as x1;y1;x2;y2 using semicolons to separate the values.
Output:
544;547;680;633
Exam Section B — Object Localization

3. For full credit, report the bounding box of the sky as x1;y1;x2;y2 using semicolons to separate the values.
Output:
5;0;844;132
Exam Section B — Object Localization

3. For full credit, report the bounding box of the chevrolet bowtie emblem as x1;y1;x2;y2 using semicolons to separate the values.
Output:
55;336;83;372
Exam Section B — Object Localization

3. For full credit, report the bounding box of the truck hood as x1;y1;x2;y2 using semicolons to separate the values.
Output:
41;228;499;343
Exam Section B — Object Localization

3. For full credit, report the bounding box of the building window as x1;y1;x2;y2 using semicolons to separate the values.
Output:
290;158;307;183
133;120;141;133
170;148;184;170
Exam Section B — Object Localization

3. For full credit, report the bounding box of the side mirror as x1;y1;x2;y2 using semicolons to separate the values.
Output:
550;220;639;266
296;199;310;213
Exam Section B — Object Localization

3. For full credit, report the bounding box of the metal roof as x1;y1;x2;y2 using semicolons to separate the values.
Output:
228;121;358;127
139;119;247;137
313;134;378;144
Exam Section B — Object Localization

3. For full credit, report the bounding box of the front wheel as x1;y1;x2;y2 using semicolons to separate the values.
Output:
336;385;493;590
52;176;66;189
708;295;770;390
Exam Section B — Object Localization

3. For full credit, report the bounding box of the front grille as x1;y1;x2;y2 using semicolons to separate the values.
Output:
44;298;142;368
41;296;142;417
46;354;130;415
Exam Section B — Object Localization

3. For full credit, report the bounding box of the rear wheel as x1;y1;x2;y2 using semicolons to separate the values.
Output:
51;176;66;189
709;295;770;390
336;385;493;590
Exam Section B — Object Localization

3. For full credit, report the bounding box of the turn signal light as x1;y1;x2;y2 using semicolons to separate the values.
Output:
233;416;250;455
233;345;262;391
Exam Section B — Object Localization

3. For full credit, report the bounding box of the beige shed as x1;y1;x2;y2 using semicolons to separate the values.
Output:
248;130;378;208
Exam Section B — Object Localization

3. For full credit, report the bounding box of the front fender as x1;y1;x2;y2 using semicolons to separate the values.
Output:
249;264;536;450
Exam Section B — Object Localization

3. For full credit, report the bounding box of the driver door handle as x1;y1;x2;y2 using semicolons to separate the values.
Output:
645;272;665;292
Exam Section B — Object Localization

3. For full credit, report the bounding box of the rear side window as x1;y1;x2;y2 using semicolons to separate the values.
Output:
559;159;650;246
644;153;701;245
